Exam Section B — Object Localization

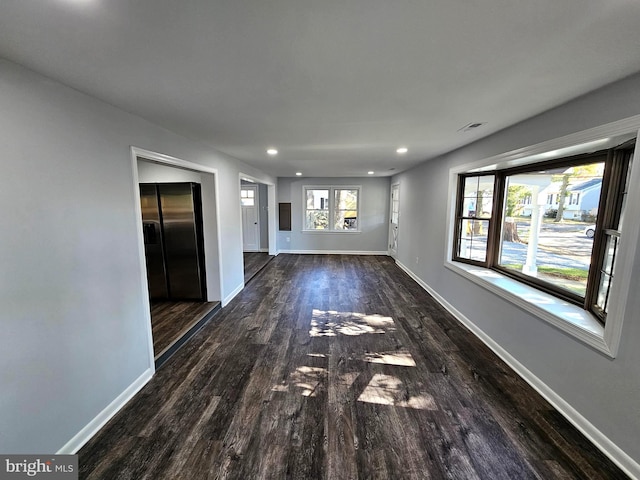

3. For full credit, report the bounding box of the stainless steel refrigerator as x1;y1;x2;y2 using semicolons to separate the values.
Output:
140;183;207;301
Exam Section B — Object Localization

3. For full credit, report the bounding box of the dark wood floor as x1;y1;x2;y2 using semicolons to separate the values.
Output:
243;251;274;283
80;255;628;479
151;301;221;359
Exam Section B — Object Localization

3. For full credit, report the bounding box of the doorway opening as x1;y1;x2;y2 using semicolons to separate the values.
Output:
133;150;222;369
240;177;275;283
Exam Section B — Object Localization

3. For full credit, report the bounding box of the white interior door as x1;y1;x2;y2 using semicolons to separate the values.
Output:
389;184;400;257
241;185;259;251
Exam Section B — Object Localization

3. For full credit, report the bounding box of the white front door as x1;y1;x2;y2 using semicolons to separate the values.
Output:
389;184;400;257
241;185;259;251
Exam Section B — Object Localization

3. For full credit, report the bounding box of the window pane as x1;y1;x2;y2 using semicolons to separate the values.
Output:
391;187;399;224
457;219;488;262
594;234;618;315
618;154;633;230
241;189;255;206
305;189;330;229
306;210;328;230
462;175;493;218
498;162;604;298
596;273;611;312
306;189;329;210
602;235;618;274
334;189;358;230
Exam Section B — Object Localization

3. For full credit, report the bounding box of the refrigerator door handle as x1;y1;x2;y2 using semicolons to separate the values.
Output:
143;222;159;244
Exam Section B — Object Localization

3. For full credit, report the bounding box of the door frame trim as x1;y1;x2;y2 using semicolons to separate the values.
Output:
241;184;260;251
130;146;223;371
239;173;277;259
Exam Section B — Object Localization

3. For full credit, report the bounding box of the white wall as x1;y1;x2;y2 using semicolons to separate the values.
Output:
391;72;640;472
277;176;390;253
0;58;275;453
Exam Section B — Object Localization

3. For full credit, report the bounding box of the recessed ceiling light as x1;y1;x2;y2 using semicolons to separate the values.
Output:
368;171;375;175
396;147;408;154
295;172;302;176
267;148;278;155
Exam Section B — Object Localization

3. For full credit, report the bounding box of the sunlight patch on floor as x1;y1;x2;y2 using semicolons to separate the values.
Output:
358;350;417;367
309;309;396;337
271;366;327;397
307;353;327;358
357;374;437;410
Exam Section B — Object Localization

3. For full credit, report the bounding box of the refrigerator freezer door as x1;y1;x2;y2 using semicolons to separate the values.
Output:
140;184;169;299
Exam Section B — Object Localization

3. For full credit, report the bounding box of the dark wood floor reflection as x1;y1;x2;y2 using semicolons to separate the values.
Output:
151;301;220;360
243;251;274;283
80;255;628;479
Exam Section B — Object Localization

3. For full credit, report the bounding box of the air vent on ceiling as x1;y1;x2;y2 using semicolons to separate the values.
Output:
458;122;486;132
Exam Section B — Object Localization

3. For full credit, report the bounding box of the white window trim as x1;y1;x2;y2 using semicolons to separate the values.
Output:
302;185;362;233
444;116;640;358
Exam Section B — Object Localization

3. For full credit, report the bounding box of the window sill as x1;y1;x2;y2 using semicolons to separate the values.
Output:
444;260;613;357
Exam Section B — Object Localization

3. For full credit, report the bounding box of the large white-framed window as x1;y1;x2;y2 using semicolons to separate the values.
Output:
303;186;360;232
445;117;640;358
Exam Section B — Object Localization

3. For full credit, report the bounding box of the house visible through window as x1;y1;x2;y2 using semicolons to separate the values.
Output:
497;159;605;299
304;186;360;231
452;142;634;323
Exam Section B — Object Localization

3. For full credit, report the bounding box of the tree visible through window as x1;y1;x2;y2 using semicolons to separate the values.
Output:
305;189;329;230
498;159;605;298
304;186;360;231
454;175;495;262
452;142;634;323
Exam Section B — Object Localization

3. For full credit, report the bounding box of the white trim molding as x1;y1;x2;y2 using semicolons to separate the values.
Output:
223;281;244;307
278;249;388;255
443;117;640;358
58;368;153;454
302;185;362;233
131;145;224;301
396;260;640;480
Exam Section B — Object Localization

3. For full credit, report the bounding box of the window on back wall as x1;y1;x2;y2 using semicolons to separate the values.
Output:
304;186;360;232
452;141;635;324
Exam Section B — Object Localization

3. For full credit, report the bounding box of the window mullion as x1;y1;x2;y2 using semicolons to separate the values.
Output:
453;175;465;261
585;147;632;320
583;151;613;311
328;187;334;230
488;173;506;268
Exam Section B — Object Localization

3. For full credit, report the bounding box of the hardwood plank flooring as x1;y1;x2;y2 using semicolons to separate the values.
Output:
79;255;629;479
151;301;221;360
243;251;274;283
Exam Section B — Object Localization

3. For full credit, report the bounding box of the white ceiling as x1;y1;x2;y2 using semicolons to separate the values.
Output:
1;0;640;177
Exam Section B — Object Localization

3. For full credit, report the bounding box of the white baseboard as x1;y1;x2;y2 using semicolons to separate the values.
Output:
278;249;388;255
395;260;640;480
57;367;153;454
223;282;244;307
